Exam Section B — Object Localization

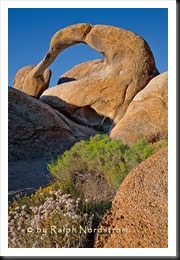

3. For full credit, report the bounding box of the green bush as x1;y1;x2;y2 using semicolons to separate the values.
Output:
47;134;167;201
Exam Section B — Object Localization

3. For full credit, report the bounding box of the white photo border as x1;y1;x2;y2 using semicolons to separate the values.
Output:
0;0;176;257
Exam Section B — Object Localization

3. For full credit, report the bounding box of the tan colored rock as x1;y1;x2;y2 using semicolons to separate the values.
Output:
12;24;92;98
110;72;168;143
13;65;34;91
13;65;51;98
40;24;159;126
8;88;98;161
49;23;93;53
12;23;159;130
41;25;158;123
94;147;168;248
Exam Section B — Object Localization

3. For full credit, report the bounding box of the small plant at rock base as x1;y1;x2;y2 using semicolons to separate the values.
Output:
8;187;95;248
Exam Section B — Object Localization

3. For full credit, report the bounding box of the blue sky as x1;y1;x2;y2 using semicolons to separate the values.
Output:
8;8;168;87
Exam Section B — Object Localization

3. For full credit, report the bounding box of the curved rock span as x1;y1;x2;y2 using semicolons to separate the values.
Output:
13;23;159;127
94;147;168;248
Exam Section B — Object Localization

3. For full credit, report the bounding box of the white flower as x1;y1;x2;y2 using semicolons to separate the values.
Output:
83;213;88;219
21;205;26;210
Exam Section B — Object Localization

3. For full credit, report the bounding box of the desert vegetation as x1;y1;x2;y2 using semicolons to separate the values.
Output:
47;134;167;201
8;135;167;248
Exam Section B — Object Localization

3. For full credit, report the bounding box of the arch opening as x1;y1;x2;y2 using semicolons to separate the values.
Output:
48;43;104;87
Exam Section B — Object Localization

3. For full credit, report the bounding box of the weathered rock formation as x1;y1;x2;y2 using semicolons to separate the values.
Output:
40;23;159;127
8;88;98;161
13;65;52;98
12;24;92;98
10;23;168;155
12;23;159;128
110;72;168;143
94;147;168;248
12;23;168;143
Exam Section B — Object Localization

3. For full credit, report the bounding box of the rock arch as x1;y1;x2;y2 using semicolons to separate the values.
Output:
13;23;159;124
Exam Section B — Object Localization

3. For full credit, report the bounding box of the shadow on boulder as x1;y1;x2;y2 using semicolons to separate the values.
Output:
40;95;114;132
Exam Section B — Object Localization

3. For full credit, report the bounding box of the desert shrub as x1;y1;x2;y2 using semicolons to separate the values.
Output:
124;139;168;173
8;136;167;248
47;134;167;201
8;186;95;248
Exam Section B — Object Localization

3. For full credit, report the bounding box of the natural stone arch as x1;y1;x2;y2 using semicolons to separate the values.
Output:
54;42;104;85
13;24;93;98
13;23;159;124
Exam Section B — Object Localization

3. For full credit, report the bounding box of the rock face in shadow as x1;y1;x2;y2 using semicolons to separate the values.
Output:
8;88;98;161
8;159;50;204
94;147;168;248
110;72;168;144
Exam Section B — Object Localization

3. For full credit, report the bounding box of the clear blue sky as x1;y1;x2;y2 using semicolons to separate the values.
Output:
8;8;168;87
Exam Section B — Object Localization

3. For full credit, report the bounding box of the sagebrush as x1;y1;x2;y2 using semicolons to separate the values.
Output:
47;134;167;201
